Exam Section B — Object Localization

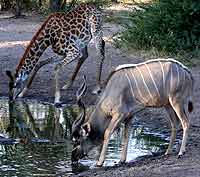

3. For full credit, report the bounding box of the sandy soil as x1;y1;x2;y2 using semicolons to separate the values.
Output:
0;10;200;177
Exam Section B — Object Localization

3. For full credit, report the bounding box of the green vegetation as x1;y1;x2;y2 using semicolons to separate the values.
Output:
117;0;200;58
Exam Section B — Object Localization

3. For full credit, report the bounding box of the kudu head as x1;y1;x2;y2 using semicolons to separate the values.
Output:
6;70;28;100
71;76;94;163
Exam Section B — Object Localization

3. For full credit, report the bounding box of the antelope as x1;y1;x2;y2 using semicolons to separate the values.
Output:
71;58;194;167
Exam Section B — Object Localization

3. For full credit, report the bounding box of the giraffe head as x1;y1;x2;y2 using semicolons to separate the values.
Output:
6;70;28;100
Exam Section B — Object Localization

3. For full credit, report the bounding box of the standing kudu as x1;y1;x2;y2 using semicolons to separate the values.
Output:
71;58;194;167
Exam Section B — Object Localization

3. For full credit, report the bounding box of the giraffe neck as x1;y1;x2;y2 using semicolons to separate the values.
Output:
16;16;52;77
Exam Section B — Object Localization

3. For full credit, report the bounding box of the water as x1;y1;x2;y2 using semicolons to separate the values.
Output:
0;97;167;176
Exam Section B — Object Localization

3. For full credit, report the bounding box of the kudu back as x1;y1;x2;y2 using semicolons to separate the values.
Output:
71;58;194;167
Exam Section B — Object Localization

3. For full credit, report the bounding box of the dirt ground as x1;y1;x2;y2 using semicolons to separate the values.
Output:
0;8;200;177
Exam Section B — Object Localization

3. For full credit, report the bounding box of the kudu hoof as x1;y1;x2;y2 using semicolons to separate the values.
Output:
92;86;102;95
177;152;185;159
96;162;103;167
164;150;172;156
119;161;126;165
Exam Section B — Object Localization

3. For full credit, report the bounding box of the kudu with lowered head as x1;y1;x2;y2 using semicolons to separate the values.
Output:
71;58;194;167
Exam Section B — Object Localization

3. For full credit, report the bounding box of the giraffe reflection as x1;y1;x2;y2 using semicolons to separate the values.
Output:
0;99;83;175
0;100;79;144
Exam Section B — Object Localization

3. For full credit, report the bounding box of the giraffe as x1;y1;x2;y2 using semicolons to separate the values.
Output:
6;3;105;106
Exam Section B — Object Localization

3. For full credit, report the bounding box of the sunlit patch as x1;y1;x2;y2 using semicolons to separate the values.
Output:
0;41;29;48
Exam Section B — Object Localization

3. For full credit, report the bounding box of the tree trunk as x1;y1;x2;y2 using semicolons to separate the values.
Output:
15;0;22;17
38;0;42;7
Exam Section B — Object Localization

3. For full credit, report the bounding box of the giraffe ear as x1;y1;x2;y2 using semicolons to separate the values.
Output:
6;70;14;81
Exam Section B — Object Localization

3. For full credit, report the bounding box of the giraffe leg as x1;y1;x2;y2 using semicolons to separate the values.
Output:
165;105;178;155
119;117;132;163
96;39;105;86
96;113;123;167
54;64;62;107
92;30;105;95
54;48;82;106
169;97;190;157
18;56;60;98
62;46;88;90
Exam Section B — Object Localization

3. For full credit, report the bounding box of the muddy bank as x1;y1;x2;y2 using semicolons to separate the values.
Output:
0;12;200;177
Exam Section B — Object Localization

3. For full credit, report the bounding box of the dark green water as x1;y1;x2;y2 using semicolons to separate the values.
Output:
0;98;167;176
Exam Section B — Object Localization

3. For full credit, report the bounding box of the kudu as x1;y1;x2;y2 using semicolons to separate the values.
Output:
71;58;194;167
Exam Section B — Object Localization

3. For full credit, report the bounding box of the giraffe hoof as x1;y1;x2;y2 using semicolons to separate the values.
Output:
54;102;62;108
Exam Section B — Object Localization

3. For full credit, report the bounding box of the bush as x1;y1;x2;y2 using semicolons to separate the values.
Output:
118;0;200;57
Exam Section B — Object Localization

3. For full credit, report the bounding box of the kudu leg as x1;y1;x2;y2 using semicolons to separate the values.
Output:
62;47;88;90
120;118;132;163
165;105;178;155
96;115;122;167
169;98;190;157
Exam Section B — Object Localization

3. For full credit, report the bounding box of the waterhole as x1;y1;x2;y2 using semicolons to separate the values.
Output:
0;97;168;176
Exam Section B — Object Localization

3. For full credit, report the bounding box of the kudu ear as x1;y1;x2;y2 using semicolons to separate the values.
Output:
81;123;91;137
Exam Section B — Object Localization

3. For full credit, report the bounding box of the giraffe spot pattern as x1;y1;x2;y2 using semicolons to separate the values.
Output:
16;4;103;78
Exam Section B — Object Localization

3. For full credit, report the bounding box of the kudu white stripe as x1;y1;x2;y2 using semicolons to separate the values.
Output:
159;61;165;94
175;64;180;90
130;70;148;104
125;72;141;105
170;64;173;93
136;66;154;101
125;73;135;99
144;63;161;98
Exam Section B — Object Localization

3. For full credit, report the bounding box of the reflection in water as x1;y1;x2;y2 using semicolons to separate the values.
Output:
0;98;167;176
